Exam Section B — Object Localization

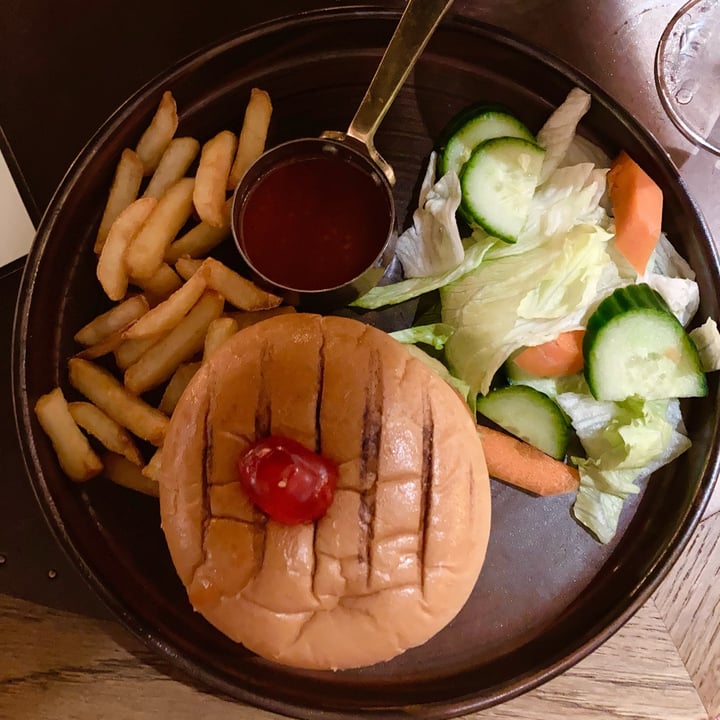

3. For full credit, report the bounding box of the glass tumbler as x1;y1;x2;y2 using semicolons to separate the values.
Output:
655;0;720;155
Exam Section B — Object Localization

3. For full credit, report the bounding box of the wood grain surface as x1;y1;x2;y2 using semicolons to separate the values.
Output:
655;510;720;717
0;569;711;720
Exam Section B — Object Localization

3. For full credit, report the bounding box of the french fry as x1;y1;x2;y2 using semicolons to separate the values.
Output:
124;291;224;394
76;327;127;360
164;199;232;263
94;149;144;253
122;271;207;339
68;401;144;466
114;334;165;370
126;177;195;280
143;136;200;199
134;91;179;175
193;130;237;227
130;263;183;305
203;317;239;361
97;197;157;301
159;361;201;415
477;425;580;496
175;257;281;309
73;295;149;346
103;452;159;498
141;447;163;482
228;88;273;189
174;257;204;281
200;257;282;310
228;306;296;330
34;388;103;481
68;358;168;445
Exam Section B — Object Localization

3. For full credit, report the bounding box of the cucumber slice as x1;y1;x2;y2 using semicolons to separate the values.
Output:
584;284;707;401
476;384;570;459
460;137;545;243
439;105;535;178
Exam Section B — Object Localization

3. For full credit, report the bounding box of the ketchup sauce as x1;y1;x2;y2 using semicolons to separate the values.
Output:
238;154;392;291
237;436;338;524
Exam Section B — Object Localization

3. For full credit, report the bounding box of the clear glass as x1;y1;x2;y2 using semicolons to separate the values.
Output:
655;0;720;155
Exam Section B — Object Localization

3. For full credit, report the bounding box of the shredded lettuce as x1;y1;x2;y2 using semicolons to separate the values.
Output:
557;393;691;542
690;317;720;372
394;153;464;278
536;87;592;183
520;163;609;242
352;234;496;310
389;323;454;350
638;233;700;325
648;233;696;279
572;471;637;544
562;133;612;173
507;368;588;398
645;274;699;326
442;224;618;395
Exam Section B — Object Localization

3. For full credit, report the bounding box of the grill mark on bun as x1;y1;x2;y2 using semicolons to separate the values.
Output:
207;431;255;487
252;517;267;572
310;336;326;600
418;391;435;593
358;348;383;584
255;340;272;439
314;334;326;455
310;520;320;601
209;514;261;525
199;387;213;569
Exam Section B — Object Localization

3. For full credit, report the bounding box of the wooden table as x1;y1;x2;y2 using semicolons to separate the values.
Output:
2;1;719;718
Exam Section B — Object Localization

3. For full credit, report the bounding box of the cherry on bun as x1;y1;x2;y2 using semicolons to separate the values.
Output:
159;313;491;670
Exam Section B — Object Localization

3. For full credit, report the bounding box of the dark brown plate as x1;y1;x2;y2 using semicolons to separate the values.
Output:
12;8;720;719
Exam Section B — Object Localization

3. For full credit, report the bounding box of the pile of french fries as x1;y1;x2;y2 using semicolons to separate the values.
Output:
34;87;288;498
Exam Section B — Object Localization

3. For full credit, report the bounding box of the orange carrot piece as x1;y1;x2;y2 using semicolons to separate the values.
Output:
512;330;585;377
607;151;663;275
477;424;579;496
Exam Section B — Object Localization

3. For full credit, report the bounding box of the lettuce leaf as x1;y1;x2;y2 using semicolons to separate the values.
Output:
536;87;592;183
389;323;454;350
642;233;699;325
394;153;464;278
562;134;612;173
572;471;637;544
351;234;496;310
645;274;699;326
557;393;691;542
442;223;618;395
690;317;720;372
520;163;609;242
648;233;696;280
506;367;588;398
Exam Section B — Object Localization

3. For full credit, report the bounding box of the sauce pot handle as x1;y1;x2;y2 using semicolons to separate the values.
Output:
345;0;454;185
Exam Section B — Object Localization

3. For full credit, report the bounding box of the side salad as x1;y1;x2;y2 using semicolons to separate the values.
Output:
353;88;720;543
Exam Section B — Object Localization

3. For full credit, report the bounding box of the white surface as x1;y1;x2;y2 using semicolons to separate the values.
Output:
0;150;35;267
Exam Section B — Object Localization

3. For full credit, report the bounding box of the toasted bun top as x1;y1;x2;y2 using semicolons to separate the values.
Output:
159;313;490;670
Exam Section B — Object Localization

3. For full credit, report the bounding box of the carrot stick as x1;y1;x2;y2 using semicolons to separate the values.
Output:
512;330;585;377
607;151;663;275
477;424;579;496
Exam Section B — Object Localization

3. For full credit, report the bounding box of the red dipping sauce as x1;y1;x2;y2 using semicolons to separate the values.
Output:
238;153;392;291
